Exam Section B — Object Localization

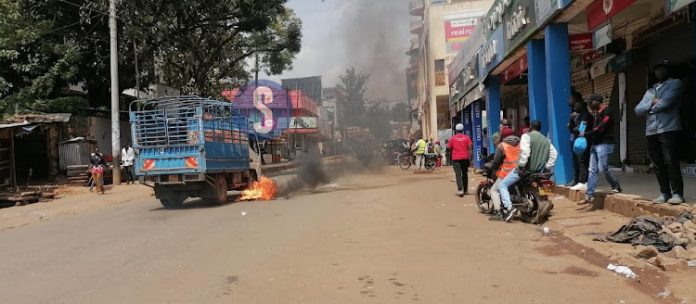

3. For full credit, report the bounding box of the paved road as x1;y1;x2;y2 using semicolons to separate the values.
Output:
0;167;660;303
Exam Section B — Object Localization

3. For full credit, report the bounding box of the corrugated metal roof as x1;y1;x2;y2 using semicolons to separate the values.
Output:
6;113;72;123
0;122;30;129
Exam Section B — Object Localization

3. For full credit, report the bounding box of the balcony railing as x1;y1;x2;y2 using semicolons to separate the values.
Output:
409;0;424;16
410;20;423;34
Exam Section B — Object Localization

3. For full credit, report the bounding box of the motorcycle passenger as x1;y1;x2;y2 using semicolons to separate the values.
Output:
486;127;520;221
498;120;558;221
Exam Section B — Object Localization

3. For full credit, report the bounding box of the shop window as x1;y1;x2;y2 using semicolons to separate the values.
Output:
434;59;446;86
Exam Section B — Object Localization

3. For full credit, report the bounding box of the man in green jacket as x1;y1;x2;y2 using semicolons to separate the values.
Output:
497;120;558;221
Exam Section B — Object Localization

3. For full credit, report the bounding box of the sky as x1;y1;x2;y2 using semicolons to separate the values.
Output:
268;0;411;102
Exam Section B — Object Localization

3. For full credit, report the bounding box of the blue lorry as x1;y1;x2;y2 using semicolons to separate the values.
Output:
129;96;262;208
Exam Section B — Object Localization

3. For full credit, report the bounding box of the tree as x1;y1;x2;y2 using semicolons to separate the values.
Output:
336;67;369;127
119;0;302;96
0;0;302;115
390;102;409;122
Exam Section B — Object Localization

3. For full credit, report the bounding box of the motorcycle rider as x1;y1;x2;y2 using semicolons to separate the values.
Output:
497;120;558;222
486;127;520;221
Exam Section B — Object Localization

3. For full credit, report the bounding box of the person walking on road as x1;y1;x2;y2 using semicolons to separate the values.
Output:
121;145;135;184
486;127;520;220
580;95;622;204
635;60;685;204
448;123;473;197
412;137;427;171
498;120;557;220
569;95;593;191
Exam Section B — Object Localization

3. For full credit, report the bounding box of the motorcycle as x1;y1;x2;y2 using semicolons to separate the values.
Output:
504;172;555;224
476;154;555;224
475;154;496;214
423;153;438;171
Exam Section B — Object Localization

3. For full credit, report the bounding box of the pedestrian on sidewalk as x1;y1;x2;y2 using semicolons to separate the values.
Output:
121;145;135;184
448;123;473;197
635;60;685;204
487;127;520;220
581;95;622;204
569;93;592;191
434;140;443;168
498;120;557;218
412;136;427;171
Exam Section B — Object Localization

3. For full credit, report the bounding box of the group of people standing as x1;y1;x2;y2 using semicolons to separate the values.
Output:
569;60;685;205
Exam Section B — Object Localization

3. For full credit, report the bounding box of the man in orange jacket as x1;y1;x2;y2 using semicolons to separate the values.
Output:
486;127;520;220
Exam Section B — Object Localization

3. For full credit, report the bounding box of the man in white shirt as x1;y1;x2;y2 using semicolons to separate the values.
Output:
121;145;136;184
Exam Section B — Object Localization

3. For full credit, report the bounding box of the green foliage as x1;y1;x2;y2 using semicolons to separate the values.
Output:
390;102;409;122
30;96;89;114
0;0;302;113
337;68;369;127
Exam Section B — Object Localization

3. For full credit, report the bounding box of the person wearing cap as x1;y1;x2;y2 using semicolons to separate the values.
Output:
498;120;557;220
580;94;622;205
635;60;685;204
448;123;473;196
486;127;520;220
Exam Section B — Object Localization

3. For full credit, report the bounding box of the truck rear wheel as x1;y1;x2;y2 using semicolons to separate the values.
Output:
213;174;228;205
160;195;186;209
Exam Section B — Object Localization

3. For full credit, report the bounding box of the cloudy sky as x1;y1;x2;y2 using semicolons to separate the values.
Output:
269;0;411;102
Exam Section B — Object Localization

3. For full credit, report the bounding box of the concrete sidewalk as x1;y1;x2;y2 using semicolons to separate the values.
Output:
557;171;695;218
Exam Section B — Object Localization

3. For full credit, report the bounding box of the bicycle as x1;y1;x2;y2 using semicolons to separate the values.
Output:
397;152;413;170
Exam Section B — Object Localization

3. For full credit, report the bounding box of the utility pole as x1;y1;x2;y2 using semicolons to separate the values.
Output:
109;0;121;185
134;40;139;99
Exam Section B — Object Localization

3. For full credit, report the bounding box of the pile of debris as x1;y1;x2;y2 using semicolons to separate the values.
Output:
0;186;59;208
66;165;90;185
596;212;696;269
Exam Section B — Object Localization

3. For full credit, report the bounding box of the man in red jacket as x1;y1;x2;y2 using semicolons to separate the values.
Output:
448;123;473;197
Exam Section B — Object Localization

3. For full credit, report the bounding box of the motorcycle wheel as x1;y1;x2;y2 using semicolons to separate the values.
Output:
399;154;412;170
424;159;436;171
475;181;494;214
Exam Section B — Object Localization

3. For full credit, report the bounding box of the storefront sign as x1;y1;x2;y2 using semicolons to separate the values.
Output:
471;100;484;167
665;0;695;14
581;49;605;64
587;0;636;30
444;12;483;53
589;56;614;79
448;26;484;85
571;69;590;86
501;53;528;84
569;33;593;51
485;0;513;35
608;50;634;72
289;117;318;129
504;0;538;54
535;0;562;23
479;27;505;77
593;23;612;49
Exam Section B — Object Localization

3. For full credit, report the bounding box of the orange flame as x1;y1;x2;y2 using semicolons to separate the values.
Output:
238;176;277;201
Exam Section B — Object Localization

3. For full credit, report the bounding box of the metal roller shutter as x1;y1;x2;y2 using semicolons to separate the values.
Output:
648;24;694;66
625;60;649;166
590;73;615;101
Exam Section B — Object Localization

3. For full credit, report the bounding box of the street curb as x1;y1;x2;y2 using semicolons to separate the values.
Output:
554;186;693;218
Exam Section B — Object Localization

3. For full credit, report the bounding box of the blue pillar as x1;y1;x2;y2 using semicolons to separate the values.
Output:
527;39;548;134
486;78;501;149
472;100;484;168
544;23;573;185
